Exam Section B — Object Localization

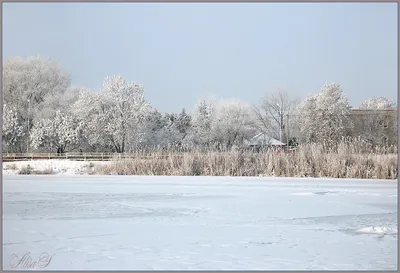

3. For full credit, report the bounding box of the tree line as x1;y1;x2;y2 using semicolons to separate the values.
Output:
2;55;397;154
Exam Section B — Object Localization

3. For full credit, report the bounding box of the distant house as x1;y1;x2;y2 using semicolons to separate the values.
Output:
245;133;286;150
350;108;397;146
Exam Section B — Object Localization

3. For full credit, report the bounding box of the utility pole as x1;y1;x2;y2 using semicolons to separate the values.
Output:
286;113;289;146
27;99;30;153
276;103;282;144
280;112;283;144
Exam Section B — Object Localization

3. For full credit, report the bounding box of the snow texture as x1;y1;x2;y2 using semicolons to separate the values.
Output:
3;160;110;175
2;175;397;270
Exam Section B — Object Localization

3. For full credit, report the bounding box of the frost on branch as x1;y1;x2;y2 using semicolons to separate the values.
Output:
36;85;85;120
30;110;82;153
297;94;318;143
161;109;192;150
2;55;70;113
297;83;353;148
358;97;397;146
2;104;25;153
190;95;217;148
211;99;255;150
139;108;192;151
71;75;151;153
360;97;396;110
253;89;299;141
190;96;255;150
2;55;72;151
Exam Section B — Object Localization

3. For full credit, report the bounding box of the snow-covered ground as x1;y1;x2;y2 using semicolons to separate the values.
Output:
3;175;398;270
3;160;110;175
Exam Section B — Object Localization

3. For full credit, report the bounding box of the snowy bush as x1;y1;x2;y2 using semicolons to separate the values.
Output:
71;75;151;153
297;83;353;148
189;96;256;150
190;95;218;148
3;55;70;119
211;99;256;150
2;104;25;153
30;110;82;153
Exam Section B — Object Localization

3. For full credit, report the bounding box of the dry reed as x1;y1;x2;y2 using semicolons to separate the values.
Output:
93;140;398;179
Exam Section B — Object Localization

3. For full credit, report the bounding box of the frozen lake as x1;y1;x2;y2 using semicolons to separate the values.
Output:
2;175;398;270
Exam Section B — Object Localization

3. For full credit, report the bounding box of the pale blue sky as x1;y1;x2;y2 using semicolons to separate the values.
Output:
3;2;398;113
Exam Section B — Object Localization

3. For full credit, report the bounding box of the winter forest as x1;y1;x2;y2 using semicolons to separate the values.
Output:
3;3;398;270
2;56;398;179
3;55;397;154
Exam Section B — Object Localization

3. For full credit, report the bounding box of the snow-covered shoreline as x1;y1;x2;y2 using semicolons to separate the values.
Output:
2;159;111;175
2;159;397;181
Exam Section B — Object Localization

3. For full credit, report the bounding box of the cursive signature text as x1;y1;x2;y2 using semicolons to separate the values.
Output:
9;252;55;269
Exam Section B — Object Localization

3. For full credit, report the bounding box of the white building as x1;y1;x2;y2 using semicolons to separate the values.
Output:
245;133;285;148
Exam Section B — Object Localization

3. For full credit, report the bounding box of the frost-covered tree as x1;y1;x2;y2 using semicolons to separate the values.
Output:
314;83;353;145
297;83;353;147
70;91;105;148
353;111;392;146
157;113;182;149
211;99;256;150
296;94;318;143
188;96;255;150
2;104;25;153
35;85;85;120
3;55;71;151
253;90;299;143
146;109;166;133
175;108;192;139
3;55;70;113
140;108;192;150
139;109;167;149
30;110;82;153
360;97;396;109
71;75;150;153
163;109;192;149
355;96;397;146
189;95;217;147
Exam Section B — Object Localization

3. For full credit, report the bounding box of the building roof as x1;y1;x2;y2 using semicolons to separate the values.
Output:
351;108;397;118
245;133;285;146
351;108;397;113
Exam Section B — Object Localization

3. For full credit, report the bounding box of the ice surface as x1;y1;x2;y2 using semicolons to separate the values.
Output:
355;226;396;235
2;175;398;270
